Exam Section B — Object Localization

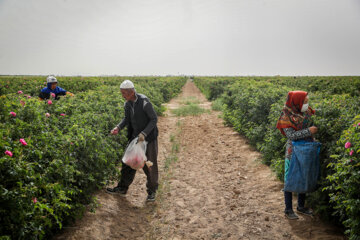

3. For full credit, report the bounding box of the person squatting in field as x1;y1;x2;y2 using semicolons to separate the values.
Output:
106;80;159;202
276;91;318;220
39;75;74;100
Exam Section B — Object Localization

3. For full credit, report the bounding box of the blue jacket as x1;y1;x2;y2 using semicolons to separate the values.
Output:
39;83;67;100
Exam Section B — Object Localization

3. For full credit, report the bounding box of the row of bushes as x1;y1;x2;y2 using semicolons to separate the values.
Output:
194;76;360;239
0;76;103;96
195;76;360;99
0;76;185;98
0;77;187;239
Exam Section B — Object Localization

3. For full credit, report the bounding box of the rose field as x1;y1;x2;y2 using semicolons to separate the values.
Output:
0;76;186;239
1;76;360;239
194;76;360;239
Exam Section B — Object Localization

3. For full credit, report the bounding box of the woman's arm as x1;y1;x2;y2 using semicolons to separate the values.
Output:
283;128;312;141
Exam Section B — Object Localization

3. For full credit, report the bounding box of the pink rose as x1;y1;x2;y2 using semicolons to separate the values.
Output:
27;95;31;99
4;150;13;157
45;113;50;118
345;142;351;149
60;113;66;116
350;150;354;156
18;90;23;94
47;100;52;105
19;138;28;146
32;197;38;204
358;123;360;126
10;112;16;117
51;93;56;98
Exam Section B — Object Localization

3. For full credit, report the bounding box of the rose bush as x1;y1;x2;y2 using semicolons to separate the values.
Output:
325;115;360;240
194;76;360;239
0;77;186;239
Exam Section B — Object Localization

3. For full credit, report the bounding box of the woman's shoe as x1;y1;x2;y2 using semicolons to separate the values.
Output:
296;207;313;216
285;209;299;220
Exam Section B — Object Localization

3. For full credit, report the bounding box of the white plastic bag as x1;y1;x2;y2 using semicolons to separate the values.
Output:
122;137;152;170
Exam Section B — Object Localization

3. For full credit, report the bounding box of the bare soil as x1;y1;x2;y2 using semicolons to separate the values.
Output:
55;81;344;240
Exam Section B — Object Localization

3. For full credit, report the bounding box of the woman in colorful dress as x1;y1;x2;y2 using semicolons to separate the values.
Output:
276;91;318;219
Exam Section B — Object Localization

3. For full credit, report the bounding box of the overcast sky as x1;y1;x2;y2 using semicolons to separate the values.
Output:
0;0;359;76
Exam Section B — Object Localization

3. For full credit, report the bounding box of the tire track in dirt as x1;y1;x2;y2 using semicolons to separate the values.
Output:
55;80;344;240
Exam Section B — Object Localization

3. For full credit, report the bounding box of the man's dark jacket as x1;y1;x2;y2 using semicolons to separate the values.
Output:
117;93;158;142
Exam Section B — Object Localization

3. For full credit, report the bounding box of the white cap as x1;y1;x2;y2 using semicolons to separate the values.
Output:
120;80;135;89
47;75;57;83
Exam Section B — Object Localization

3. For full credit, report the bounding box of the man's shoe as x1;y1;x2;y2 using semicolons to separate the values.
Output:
146;192;156;202
296;207;313;216
285;209;299;220
106;187;126;196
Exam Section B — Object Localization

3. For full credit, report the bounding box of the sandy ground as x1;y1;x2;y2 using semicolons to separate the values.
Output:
55;81;344;240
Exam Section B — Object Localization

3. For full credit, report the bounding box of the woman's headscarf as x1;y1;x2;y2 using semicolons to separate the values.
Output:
276;91;315;136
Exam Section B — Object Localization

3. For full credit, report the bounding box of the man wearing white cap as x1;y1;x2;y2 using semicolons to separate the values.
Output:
39;75;74;100
107;80;159;202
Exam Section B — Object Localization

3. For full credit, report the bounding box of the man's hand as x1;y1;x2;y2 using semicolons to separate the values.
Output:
138;133;145;142
309;126;318;134
111;127;119;135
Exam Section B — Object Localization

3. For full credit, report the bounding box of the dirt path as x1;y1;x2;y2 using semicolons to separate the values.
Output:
55;81;344;240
